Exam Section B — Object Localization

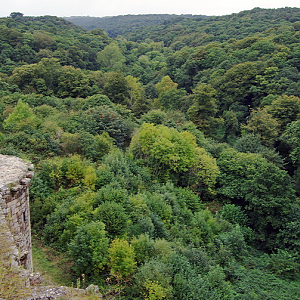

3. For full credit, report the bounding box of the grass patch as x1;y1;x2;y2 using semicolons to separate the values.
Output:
32;237;74;287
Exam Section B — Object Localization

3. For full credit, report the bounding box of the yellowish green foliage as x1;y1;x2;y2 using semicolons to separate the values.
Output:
3;99;39;132
189;147;220;193
43;155;97;189
130;123;198;175
130;123;219;192
129;194;151;217
97;42;126;71
156;75;178;95
243;108;280;146
144;280;172;300
266;95;300;129
126;75;145;107
83;166;97;190
108;238;136;280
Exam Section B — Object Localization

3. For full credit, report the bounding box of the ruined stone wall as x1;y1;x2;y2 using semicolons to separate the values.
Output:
0;154;34;272
0;155;102;299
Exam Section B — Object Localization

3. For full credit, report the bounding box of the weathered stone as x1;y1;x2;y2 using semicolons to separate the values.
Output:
11;185;22;192
0;154;31;189
0;154;33;272
24;286;68;300
26;171;35;178
86;284;100;294
30;273;42;286
21;178;31;185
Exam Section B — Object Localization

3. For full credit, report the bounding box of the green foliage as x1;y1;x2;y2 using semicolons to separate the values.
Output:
94;202;129;237
141;109;167;125
108;238;136;280
68;221;109;279
189;209;230;247
99;149;152;192
217;148;295;247
103;71;130;105
234;133;284;167
125;75;149;115
220;204;248;226
268;249;300;279
80;105;135;147
131;234;155;265
188;83;218;135
81;94;113;110
134;259;173;299
36;155;97;190
66;14;202;37
243;108;280;147
61;131;115;162
2;9;300;298
280;120;300;166
143;280;171;300
266;95;300;130
215;225;247;257
57;66;92;98
186;147;220;193
130;123;198;177
0;130;61;159
3;99;39;132
155;75;187;110
97;42;126;71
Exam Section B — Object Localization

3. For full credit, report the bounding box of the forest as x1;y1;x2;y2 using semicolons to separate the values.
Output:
65;14;206;37
1;7;300;299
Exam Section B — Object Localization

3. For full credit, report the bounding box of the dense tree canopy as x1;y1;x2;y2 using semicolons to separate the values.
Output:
2;8;300;299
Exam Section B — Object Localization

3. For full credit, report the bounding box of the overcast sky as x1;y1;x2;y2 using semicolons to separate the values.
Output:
1;0;300;18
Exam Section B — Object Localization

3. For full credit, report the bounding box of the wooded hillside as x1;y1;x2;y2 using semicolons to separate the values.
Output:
1;8;300;299
65;14;207;37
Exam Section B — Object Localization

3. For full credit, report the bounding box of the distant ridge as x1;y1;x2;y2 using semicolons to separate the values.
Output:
65;7;300;44
64;14;209;37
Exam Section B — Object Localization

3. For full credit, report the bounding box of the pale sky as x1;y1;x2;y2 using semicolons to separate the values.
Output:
1;0;300;18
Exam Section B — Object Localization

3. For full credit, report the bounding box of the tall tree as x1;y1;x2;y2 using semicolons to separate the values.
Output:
108;238;136;280
103;71;130;105
188;83;218;136
217;148;295;248
97;42;126;71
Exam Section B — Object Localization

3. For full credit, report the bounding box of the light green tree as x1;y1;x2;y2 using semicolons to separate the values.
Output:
130;123;219;192
156;75;178;95
3;99;39;132
125;75;149;115
108;238;136;280
130;123;198;177
266;95;300;130
97;42;126;71
243;108;280;147
155;75;186;110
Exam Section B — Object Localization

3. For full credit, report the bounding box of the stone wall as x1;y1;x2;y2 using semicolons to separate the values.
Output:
0;154;34;272
0;155;102;299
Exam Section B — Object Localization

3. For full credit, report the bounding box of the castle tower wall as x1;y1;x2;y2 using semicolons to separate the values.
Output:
0;155;34;272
